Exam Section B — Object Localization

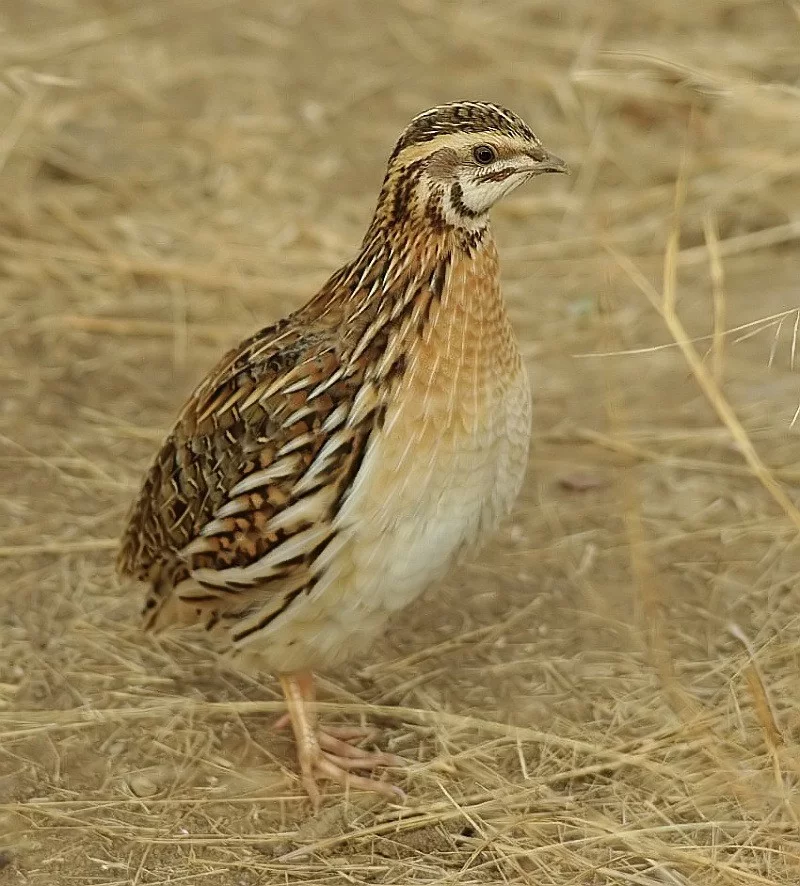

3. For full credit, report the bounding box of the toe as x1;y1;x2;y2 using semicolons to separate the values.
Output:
315;756;406;801
272;712;292;732
300;772;322;812
321;725;377;742
320;750;403;773
317;732;406;768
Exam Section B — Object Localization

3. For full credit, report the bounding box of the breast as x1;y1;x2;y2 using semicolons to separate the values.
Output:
338;240;532;611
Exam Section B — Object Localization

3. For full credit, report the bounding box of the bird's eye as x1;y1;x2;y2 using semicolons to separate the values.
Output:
472;145;497;165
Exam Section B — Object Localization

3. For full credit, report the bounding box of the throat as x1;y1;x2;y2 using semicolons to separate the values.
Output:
424;183;490;242
365;166;490;250
447;182;485;221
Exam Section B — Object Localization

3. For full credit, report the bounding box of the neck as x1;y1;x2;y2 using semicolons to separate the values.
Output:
303;201;496;338
344;212;493;314
363;162;490;252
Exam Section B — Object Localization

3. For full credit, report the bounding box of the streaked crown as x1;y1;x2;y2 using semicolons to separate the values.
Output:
390;101;540;160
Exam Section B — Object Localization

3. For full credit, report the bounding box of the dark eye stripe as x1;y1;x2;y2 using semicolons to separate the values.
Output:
477;167;516;183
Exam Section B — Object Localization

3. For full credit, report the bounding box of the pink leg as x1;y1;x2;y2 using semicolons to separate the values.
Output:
278;671;405;809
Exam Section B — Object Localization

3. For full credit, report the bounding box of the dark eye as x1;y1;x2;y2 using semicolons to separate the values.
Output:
473;145;497;165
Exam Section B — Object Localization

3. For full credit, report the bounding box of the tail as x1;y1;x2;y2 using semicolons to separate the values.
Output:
140;560;192;632
141;561;241;635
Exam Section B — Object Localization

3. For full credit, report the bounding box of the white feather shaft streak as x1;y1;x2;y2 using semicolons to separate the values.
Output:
228;455;302;496
192;524;332;588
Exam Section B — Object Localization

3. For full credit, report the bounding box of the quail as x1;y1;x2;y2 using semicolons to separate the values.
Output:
118;101;568;806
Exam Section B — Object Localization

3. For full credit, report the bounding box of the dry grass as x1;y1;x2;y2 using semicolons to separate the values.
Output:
2;1;800;883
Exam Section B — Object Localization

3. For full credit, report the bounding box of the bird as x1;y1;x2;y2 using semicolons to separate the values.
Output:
117;101;568;807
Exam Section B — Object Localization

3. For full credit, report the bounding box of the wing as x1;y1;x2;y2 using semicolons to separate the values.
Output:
117;310;390;633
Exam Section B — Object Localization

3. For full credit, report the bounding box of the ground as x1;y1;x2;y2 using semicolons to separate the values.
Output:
2;1;800;884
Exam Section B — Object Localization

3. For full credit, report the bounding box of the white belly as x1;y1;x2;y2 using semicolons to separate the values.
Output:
351;364;531;611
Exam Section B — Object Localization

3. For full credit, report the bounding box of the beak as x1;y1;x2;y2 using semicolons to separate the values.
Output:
538;151;569;175
522;148;569;176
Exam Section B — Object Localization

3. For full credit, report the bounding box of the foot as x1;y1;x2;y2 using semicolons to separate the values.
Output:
299;728;406;809
278;672;406;809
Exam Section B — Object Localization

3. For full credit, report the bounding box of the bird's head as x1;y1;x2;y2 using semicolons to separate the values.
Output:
372;101;568;235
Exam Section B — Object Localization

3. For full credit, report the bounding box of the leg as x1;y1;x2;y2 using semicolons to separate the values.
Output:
278;671;405;809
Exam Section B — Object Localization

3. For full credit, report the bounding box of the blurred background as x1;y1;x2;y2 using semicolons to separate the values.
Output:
2;1;800;883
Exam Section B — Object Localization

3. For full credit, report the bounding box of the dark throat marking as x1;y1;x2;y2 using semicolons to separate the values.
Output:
449;182;483;220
